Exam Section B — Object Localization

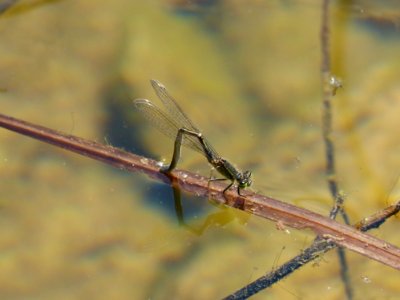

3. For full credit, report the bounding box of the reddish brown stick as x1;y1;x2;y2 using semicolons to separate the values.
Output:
1;112;400;270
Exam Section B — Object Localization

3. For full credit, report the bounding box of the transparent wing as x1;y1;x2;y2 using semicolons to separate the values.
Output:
150;80;199;132
133;99;204;154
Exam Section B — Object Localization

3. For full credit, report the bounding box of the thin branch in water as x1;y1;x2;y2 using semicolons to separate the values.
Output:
320;1;352;298
1;113;400;270
321;0;349;223
223;201;400;299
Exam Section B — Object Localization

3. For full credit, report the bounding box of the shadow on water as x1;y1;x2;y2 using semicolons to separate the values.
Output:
101;77;149;156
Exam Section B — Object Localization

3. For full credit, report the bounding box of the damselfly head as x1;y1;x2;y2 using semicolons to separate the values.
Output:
239;170;252;188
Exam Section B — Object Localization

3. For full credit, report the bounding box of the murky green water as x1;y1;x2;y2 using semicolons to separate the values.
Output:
1;0;400;299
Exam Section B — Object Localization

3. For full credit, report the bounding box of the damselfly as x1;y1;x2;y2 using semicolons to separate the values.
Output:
134;80;252;195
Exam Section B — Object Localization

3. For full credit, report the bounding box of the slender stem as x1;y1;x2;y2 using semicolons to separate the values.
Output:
223;201;400;299
321;1;352;298
1;112;400;270
321;0;348;223
337;246;353;299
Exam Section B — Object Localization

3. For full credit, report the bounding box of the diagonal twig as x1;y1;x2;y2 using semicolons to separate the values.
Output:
1;112;400;271
223;201;400;299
